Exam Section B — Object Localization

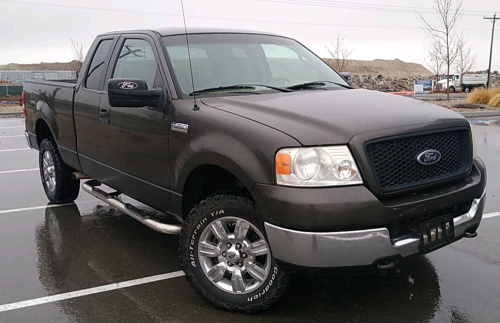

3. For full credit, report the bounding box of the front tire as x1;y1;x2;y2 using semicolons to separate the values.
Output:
179;193;289;313
39;138;80;203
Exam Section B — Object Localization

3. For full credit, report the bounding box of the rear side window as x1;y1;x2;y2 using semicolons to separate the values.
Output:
86;39;113;90
113;39;158;89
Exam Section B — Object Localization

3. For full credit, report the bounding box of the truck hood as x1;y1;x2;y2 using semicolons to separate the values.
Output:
200;89;466;145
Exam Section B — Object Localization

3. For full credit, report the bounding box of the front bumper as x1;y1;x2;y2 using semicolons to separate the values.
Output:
265;190;486;268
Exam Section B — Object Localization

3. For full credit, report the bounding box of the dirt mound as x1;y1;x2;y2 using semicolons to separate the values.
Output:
0;61;75;71
323;58;432;79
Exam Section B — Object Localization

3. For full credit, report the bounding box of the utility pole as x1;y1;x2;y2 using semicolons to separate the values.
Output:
484;13;499;89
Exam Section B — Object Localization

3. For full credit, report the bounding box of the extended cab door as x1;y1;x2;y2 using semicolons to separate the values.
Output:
98;35;173;213
74;36;118;177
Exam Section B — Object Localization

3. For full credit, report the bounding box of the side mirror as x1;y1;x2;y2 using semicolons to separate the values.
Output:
339;72;352;85
107;78;162;107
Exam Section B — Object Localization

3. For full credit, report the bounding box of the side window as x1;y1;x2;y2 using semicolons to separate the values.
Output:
86;39;113;90
113;39;158;89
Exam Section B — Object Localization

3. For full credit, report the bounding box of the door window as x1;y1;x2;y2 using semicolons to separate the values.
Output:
86;39;113;90
113;39;158;89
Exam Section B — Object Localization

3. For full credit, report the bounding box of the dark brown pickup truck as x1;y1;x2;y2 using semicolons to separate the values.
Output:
23;28;486;313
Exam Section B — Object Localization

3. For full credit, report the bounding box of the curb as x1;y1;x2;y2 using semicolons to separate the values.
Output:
0;112;23;117
460;111;500;118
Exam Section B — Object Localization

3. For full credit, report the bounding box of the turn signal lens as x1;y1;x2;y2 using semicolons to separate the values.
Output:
21;91;27;117
276;152;292;175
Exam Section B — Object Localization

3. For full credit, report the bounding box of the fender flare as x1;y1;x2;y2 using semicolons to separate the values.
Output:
174;132;272;194
34;101;59;144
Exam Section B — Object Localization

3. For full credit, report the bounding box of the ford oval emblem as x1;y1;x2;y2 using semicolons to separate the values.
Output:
417;149;441;165
117;81;139;90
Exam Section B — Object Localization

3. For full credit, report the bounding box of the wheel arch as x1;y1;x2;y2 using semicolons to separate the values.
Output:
175;134;274;218
35;117;56;146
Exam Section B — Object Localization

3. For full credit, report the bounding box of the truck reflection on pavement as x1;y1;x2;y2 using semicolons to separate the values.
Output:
34;203;441;322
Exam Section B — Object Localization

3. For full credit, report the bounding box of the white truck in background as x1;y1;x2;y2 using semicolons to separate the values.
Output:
436;74;487;93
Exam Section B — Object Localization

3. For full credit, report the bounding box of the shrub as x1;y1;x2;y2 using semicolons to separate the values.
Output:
489;87;500;97
466;88;492;105
488;93;500;108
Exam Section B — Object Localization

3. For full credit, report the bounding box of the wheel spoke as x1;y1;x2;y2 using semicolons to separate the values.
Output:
234;219;250;241
248;239;269;256
199;241;222;257
246;262;267;282
206;263;226;283
210;220;229;242
231;269;246;293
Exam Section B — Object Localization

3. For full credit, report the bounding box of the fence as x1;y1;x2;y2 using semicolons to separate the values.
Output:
0;84;23;97
0;70;76;83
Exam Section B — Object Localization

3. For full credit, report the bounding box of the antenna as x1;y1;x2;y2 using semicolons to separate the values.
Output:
180;0;199;111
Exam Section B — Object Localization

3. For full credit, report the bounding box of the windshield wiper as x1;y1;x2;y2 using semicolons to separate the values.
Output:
189;85;256;96
237;84;294;93
189;84;293;96
287;81;353;91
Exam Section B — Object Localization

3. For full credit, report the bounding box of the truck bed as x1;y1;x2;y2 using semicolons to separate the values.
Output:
24;79;80;170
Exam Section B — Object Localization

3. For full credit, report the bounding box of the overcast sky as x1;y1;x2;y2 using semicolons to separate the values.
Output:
0;0;498;73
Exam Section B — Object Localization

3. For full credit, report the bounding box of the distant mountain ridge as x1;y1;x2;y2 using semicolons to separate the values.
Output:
0;61;76;71
323;58;432;78
1;58;433;79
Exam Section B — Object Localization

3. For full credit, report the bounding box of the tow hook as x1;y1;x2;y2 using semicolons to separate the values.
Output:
376;260;396;271
464;231;478;238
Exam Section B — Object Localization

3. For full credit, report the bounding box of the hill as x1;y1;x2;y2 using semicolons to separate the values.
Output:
0;62;74;71
323;58;432;78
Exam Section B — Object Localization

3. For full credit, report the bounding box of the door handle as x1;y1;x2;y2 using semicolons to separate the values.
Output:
99;108;110;124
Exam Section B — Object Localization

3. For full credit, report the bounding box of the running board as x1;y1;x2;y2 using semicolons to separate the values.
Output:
82;179;182;234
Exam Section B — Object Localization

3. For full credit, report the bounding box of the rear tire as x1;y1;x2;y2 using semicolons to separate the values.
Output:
179;193;289;313
39;138;80;203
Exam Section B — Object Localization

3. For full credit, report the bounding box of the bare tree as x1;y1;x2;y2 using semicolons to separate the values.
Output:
418;0;463;100
326;34;353;72
426;40;445;88
455;35;476;75
69;38;85;79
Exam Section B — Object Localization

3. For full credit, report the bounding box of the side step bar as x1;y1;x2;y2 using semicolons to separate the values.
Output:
82;179;182;234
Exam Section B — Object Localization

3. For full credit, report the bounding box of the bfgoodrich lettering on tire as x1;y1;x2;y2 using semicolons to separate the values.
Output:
179;193;289;313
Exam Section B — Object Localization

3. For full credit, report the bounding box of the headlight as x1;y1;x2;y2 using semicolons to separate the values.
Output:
275;146;363;187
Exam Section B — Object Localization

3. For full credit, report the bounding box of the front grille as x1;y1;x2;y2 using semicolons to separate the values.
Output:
364;129;472;193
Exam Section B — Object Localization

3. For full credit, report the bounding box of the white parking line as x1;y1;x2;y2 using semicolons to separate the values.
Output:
0;271;185;313
0;135;24;138
0;126;24;129
0;168;38;175
0;203;81;215
483;212;500;219
0;148;31;153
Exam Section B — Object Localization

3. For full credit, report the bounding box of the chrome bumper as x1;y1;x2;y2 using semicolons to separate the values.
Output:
265;191;486;268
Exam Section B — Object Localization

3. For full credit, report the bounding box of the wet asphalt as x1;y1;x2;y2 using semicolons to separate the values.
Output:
0;117;499;323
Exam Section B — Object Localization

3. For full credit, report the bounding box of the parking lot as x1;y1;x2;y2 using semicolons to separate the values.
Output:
0;116;499;323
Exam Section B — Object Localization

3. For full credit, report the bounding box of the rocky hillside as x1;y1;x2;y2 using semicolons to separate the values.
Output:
324;58;432;79
0;62;75;71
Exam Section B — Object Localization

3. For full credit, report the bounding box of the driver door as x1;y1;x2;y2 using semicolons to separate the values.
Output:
98;36;172;213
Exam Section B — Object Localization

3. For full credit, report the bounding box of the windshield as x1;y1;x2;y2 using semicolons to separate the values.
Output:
163;33;349;97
